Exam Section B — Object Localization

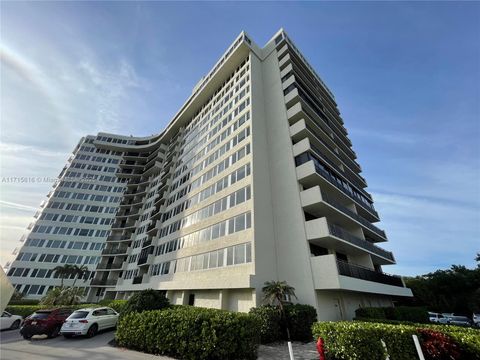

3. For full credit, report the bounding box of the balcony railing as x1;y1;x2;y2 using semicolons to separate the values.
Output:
107;235;132;242
305;158;379;219
96;262;124;270
321;193;386;239
90;278;117;286
101;248;128;255
336;260;404;287
327;223;393;261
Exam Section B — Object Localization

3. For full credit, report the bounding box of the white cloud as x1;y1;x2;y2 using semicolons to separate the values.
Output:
0;35;152;267
373;191;479;276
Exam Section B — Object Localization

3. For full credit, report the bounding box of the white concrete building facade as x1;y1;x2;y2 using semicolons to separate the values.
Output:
7;30;411;320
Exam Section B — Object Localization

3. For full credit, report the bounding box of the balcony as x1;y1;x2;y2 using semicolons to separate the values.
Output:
90;278;117;287
111;221;137;231
296;155;379;221
106;235;133;243
138;246;154;266
96;262;124;270
337;260;403;287
301;186;386;241
146;220;160;234
309;254;412;297
305;217;394;264
132;275;143;284
101;247;128;255
286;97;355;159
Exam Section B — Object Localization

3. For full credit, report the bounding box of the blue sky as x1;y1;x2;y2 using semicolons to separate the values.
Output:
1;2;479;275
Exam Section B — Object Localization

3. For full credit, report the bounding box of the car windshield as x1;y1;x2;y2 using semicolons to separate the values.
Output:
69;311;89;319
30;312;51;319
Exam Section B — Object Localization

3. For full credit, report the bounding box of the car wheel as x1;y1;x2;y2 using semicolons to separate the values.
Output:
63;334;74;338
10;320;21;330
22;334;32;340
48;326;61;338
86;324;98;338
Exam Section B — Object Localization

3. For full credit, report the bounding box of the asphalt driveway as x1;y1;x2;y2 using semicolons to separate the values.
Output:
0;328;171;360
0;327;318;360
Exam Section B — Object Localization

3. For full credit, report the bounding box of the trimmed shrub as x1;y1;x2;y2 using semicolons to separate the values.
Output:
104;299;128;314
249;304;317;343
312;321;480;360
312;321;417;360
122;289;170;314
355;307;388;320
115;306;260;360
5;303;100;318
393;306;429;323
355;306;428;323
7;299;40;306
249;305;282;343
285;304;318;342
5;305;45;318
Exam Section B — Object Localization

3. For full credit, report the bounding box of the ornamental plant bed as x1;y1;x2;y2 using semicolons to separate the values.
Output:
115;306;260;360
312;321;480;360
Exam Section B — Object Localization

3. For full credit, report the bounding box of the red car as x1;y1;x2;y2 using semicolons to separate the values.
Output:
20;308;73;340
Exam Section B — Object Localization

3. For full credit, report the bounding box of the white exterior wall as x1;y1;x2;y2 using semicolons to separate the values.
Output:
0;267;14;312
6;135;126;299
6;30;411;318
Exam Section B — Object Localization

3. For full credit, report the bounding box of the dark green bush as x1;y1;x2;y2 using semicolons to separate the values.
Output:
5;303;100;318
312;321;480;360
249;305;282;343
313;321;417;360
105;299;128;314
355;306;428;323
355;307;388;320
285;304;317;342
115;306;260;360
7;299;40;306
393;306;429;323
249;304;317;343
5;305;44;318
122;289;170;314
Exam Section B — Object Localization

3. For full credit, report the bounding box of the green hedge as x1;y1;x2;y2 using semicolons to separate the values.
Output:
122;289;170;314
355;306;428;323
104;300;128;314
5;303;100;318
285;304;318;342
249;305;282;343
249;304;317;343
115;306;260;360
6;300;128;318
7;299;40;306
312;321;480;360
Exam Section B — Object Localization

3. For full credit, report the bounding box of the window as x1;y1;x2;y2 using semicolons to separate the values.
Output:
234;244;245;264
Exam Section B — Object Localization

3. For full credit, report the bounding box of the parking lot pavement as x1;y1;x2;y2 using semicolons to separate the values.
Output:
1;328;319;360
0;328;172;360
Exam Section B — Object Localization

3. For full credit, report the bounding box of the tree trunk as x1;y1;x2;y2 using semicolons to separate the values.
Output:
278;297;291;341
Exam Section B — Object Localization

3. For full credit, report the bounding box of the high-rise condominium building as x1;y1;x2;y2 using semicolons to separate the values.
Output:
6;30;412;320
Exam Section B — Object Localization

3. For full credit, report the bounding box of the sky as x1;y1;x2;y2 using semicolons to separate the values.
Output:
0;2;479;276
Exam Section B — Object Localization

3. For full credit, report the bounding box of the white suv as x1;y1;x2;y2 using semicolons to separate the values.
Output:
60;307;119;338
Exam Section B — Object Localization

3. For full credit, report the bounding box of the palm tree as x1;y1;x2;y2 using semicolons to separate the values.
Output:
262;280;297;340
53;264;75;287
71;265;88;287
